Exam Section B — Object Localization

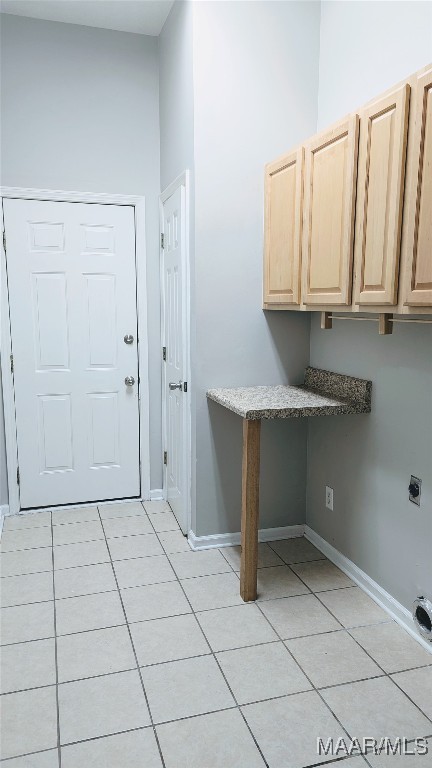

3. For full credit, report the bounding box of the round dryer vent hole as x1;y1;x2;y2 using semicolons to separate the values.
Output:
413;597;432;641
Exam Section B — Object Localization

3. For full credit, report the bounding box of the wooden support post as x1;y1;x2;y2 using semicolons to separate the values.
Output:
378;313;393;335
321;311;333;329
240;418;261;602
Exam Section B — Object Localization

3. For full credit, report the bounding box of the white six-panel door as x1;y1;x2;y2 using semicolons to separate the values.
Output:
162;186;188;532
4;198;140;508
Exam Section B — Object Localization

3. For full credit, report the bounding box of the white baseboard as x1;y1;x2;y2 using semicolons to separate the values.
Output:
188;524;304;551
149;489;164;501
304;525;432;654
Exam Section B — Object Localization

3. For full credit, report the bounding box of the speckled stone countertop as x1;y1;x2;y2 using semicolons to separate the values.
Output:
206;367;372;420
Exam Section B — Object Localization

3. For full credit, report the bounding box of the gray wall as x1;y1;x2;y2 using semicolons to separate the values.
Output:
158;0;197;520
192;1;320;536
0;14;162;496
159;1;194;191
0;374;7;506
307;1;432;611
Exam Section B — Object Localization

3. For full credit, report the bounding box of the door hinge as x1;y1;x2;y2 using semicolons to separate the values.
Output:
162;346;166;361
163;451;168;466
160;233;165;249
10;354;14;374
2;230;6;252
16;467;20;486
183;381;188;393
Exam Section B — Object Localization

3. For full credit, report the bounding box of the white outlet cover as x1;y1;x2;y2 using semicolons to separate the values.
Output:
325;486;334;511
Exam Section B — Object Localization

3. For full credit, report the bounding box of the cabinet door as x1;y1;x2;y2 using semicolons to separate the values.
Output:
263;148;304;305
354;84;410;305
302;115;359;305
403;67;432;307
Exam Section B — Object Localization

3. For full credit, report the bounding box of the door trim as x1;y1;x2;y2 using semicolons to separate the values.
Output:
0;186;150;514
160;171;192;535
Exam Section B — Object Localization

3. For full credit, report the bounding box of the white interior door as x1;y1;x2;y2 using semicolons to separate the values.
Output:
162;185;189;533
4;198;140;509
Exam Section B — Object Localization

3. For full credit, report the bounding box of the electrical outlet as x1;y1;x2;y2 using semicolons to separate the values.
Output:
325;486;334;511
409;475;422;506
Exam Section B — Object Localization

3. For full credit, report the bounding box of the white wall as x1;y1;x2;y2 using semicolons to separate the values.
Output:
192;1;320;536
159;0;194;191
317;0;432;129
307;1;432;611
158;0;197;520
0;13;162;497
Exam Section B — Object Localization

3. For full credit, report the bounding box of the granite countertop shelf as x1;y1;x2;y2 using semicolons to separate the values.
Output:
206;366;372;420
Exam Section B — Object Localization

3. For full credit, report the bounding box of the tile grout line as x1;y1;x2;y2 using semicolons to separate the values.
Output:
305;578;432;726
3;542;369;590
152;521;268;747
151;523;271;768
218;544;283;570
256;570;379;762
3;724;431;766
1;587;118;610
1;725;157;761
0;732;432;768
3;599;430;694
252;591;362;764
3;501;153;528
2;521;52;533
52;723;170;753
3;519;431;763
266;538;326;562
1;568;54;579
386;673;432;727
2;528;177;556
279;566;432;732
49;511;62;768
4;636;430;699
3;534;431;651
262;571;387;762
96;503;168;768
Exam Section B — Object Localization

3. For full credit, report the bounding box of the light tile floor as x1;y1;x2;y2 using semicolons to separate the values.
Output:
1;501;431;768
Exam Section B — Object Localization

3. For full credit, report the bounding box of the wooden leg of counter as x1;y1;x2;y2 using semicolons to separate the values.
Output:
240;418;261;602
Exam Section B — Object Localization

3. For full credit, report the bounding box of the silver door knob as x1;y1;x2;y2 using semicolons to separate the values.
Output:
125;376;135;386
169;381;183;391
124;334;134;345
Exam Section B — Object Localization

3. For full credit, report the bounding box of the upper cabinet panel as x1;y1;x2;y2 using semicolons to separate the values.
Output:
263;148;304;305
354;84;410;306
262;63;431;315
403;67;432;307
302;115;359;306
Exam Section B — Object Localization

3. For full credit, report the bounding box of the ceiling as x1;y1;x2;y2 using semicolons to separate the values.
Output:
0;0;175;36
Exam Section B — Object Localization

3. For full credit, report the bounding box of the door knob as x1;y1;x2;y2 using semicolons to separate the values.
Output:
124;334;134;345
125;376;135;386
169;381;183;391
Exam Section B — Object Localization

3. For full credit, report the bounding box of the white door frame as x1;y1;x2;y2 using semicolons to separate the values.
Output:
160;171;192;535
0;186;150;515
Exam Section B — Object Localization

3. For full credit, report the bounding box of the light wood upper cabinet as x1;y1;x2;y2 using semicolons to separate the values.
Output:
263;63;432;316
263;148;304;305
354;84;410;306
403;67;432;307
302;115;359;306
